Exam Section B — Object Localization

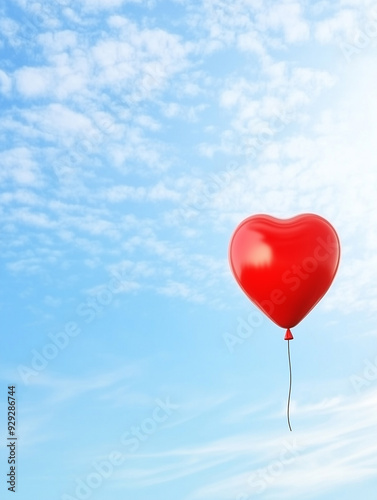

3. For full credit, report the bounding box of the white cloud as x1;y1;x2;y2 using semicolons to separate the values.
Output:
91;20;191;93
15;66;52;97
10;15;190;105
203;64;335;160
256;1;310;43
21;103;97;144
103;185;146;202
315;9;359;44
2;4;377;500
15;56;89;100
314;2;377;47
78;0;143;10
7;257;43;274
38;30;78;53
2;0;377;317
0;16;20;45
161;101;207;122
194;51;377;313
190;0;310;55
135;114;161;130
14;209;55;228
0;189;41;206
0;69;12;94
157;280;205;303
237;30;266;55
99;179;180;205
0;148;41;186
147;182;181;202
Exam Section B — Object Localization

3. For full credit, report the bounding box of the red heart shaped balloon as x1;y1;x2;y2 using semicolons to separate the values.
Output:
229;214;340;334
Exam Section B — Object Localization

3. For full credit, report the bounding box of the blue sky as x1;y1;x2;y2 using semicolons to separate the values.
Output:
1;0;377;498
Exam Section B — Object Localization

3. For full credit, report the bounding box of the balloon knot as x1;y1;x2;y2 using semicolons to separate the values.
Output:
284;328;294;341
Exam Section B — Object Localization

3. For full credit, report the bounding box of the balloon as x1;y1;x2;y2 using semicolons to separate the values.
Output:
229;213;340;338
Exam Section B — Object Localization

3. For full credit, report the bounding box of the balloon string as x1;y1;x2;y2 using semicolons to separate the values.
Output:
287;339;293;431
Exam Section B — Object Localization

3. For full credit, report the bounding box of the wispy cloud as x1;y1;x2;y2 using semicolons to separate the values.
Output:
108;387;377;499
2;2;377;499
11;365;142;404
